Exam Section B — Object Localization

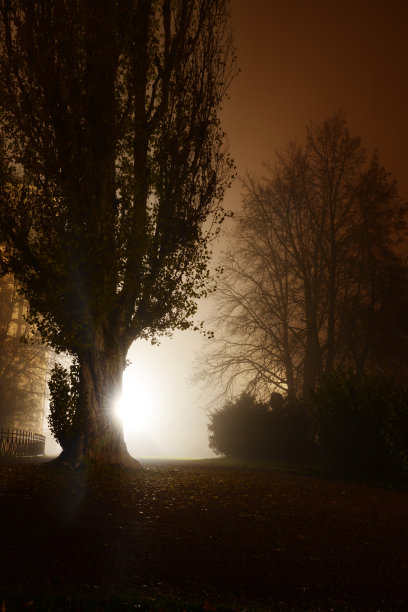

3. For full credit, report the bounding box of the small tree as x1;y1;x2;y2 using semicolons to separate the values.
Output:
0;0;236;467
48;361;81;451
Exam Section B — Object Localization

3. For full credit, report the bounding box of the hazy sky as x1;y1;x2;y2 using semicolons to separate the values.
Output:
44;0;408;459
224;0;408;200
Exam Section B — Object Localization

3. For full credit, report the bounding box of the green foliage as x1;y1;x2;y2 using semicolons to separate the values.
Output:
208;392;315;462
48;361;81;450
310;370;408;479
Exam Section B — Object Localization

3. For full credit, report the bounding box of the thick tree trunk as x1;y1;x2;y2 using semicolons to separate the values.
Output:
57;332;141;469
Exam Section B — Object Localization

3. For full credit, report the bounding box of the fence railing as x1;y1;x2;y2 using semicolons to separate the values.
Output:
0;428;45;457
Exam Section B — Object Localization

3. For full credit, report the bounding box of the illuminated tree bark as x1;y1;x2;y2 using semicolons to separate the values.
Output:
0;0;236;466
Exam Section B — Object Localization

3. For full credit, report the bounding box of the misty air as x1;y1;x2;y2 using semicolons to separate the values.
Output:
0;1;407;610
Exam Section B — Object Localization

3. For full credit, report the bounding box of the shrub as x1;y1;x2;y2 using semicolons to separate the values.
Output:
382;383;408;477
208;393;266;458
267;398;315;462
309;370;408;480
208;392;314;462
48;361;81;449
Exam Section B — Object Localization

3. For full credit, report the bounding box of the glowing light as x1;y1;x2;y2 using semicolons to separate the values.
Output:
116;370;161;435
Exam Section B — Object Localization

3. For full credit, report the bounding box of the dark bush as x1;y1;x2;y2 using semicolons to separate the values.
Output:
267;397;315;462
208;392;314;462
208;393;265;458
309;370;408;480
48;361;81;450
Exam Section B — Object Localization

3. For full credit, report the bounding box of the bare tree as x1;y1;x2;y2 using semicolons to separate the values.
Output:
0;274;48;431
0;0;236;467
198;207;304;402
199;113;406;401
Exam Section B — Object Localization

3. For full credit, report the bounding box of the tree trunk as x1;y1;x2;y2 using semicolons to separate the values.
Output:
302;323;322;399
283;343;297;403
326;231;337;372
57;331;141;469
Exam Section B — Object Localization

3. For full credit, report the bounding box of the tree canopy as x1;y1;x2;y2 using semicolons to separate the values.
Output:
0;0;236;466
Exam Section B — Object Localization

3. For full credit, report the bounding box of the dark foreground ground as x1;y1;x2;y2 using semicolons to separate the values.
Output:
0;458;407;611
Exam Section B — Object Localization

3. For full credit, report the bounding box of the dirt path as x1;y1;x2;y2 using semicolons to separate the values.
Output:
0;460;407;610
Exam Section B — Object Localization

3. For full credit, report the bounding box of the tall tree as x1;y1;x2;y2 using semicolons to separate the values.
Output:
199;113;407;401
0;0;236;466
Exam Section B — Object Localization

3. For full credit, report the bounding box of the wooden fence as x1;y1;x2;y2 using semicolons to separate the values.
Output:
0;428;45;457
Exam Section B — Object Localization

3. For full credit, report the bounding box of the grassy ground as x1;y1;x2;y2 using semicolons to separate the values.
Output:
0;457;407;611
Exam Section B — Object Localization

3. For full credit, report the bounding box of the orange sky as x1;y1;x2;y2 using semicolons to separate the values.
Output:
223;0;408;208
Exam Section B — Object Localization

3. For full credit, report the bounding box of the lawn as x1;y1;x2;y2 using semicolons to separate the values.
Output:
0;457;407;611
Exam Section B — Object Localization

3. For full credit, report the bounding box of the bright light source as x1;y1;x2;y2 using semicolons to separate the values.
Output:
115;370;161;435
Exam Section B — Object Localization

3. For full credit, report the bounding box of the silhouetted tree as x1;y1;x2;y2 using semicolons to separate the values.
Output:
199;113;407;401
0;1;236;466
